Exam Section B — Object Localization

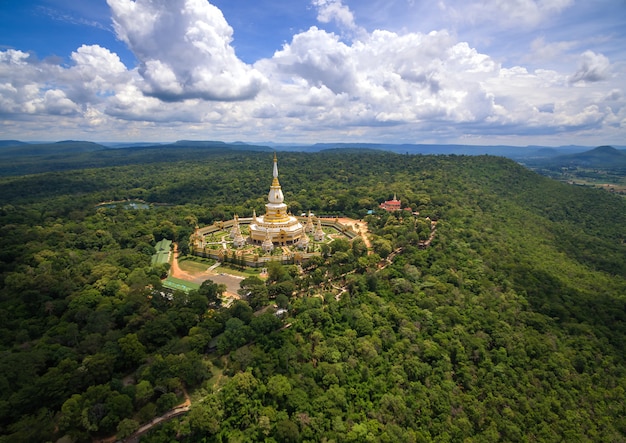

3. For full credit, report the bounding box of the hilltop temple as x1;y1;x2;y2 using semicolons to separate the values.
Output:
249;154;304;248
191;153;363;265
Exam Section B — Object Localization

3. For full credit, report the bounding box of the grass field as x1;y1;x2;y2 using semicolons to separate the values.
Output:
179;256;262;278
178;258;213;273
162;276;200;293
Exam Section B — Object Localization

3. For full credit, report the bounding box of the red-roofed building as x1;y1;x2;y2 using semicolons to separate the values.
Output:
379;193;402;211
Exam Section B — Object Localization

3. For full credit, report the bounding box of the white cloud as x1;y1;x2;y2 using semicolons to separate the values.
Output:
248;22;624;142
71;45;126;76
270;27;356;94
41;89;80;115
256;27;501;131
312;0;357;31
0;50;65;115
569;50;611;84
107;0;266;101
0;1;623;145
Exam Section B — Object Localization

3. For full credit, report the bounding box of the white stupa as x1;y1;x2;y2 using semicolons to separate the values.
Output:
314;217;325;242
232;218;246;248
297;226;310;250
249;154;304;246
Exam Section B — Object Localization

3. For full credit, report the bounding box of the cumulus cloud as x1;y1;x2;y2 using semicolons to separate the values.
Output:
270;27;357;94
0;45;129;118
107;0;266;101
258;27;501;130
0;49;74;116
41;89;80;115
251;22;625;142
569;50;611;84
0;0;623;144
312;0;357;31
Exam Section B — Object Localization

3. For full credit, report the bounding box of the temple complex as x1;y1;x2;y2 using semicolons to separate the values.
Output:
249;153;304;245
190;153;363;267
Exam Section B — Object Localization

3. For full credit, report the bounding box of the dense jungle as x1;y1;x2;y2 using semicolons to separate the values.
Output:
0;148;625;442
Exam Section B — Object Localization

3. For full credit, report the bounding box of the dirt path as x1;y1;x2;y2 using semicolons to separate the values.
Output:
93;389;190;443
169;243;198;281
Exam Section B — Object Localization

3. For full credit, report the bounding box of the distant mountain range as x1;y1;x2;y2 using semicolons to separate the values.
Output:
0;140;106;157
534;145;626;168
1;139;625;176
0;140;29;148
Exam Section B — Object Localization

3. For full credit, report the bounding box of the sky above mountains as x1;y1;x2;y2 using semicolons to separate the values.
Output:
0;0;624;145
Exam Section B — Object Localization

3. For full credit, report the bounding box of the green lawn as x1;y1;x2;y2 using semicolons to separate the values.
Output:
178;258;214;273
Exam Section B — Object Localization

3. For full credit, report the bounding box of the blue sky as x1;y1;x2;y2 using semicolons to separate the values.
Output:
0;0;625;145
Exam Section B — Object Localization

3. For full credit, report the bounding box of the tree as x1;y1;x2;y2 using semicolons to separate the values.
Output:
239;276;269;309
188;394;223;435
330;237;351;253
229;300;254;323
372;238;393;258
118;333;146;367
198;280;226;307
250;312;283;337
275;419;299;442
352;237;368;258
276;293;290;309
267;374;292;401
134;380;154;406
217;318;251;354
59;394;83;436
267;261;291;283
268;280;295;299
139;316;176;349
117;418;139;440
156;392;178;413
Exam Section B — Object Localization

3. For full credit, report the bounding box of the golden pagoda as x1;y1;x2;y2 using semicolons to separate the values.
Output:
249;154;304;246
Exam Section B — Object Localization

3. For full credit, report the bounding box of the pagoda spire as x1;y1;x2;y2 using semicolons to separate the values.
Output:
250;152;304;247
230;214;240;239
314;217;325;241
272;152;280;187
306;211;314;233
267;153;284;205
262;229;274;252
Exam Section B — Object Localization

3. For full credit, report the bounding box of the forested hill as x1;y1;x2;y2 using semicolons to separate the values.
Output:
0;140;28;147
0;151;625;441
0;140;272;177
538;145;626;168
0;140;107;158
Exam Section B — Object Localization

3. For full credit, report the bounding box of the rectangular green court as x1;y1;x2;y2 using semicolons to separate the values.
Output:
162;276;200;293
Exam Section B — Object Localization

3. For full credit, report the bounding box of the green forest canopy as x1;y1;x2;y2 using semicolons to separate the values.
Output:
0;150;625;442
